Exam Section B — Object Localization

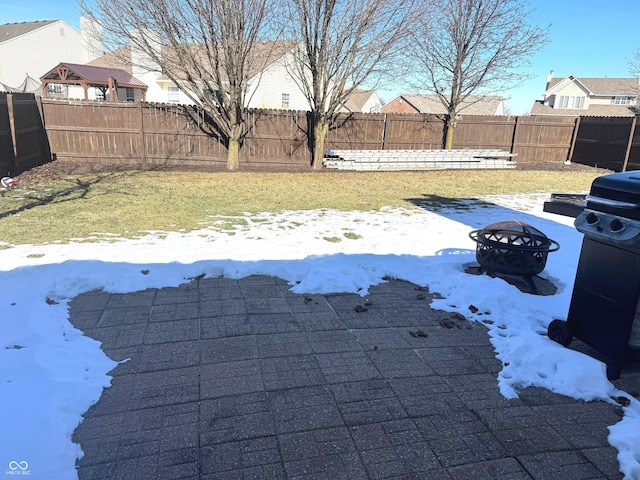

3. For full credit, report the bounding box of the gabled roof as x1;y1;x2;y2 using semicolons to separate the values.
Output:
89;40;298;83
342;89;377;112
40;62;146;88
0;20;58;44
384;94;503;115
546;76;639;96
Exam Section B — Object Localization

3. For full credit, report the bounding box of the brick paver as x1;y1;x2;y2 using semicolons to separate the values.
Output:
68;276;635;479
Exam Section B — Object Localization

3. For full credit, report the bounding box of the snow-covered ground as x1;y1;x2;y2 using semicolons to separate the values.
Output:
1;192;639;479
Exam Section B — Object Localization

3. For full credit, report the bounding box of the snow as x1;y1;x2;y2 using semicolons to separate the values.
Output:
1;192;640;479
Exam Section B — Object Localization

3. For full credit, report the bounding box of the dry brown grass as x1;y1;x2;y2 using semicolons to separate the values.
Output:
0;168;604;246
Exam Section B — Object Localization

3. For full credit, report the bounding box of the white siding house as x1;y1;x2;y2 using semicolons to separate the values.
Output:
530;72;640;116
0;19;103;91
246;49;310;111
90;40;313;109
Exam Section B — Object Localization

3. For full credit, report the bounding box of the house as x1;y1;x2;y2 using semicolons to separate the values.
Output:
339;89;383;113
0;18;103;92
381;94;505;115
530;72;639;116
89;40;312;110
40;62;147;102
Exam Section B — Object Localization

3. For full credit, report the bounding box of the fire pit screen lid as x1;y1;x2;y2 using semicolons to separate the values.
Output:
481;220;545;238
470;220;560;252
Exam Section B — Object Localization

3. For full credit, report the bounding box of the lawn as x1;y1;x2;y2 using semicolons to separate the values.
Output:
0;168;603;246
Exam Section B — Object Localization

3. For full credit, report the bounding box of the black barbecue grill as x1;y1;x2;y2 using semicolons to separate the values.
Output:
548;171;640;379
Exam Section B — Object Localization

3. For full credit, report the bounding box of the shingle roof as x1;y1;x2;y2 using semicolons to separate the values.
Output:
530;101;637;117
547;77;639;96
385;94;503;115
40;62;146;88
87;46;132;73
90;40;297;83
0;20;57;43
342;89;376;112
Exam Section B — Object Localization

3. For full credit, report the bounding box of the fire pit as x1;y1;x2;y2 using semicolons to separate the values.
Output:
469;220;560;293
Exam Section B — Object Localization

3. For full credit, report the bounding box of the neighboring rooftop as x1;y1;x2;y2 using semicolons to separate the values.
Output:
342;89;377;112
0;20;58;43
547;76;639;96
384;94;504;115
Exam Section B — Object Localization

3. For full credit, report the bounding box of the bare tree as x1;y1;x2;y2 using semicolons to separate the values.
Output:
281;0;414;169
408;0;549;149
79;0;274;170
629;48;640;79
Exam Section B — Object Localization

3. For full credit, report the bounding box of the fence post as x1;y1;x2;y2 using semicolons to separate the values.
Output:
139;102;146;164
622;115;637;172
510;115;519;154
566;116;581;164
7;94;17;159
380;113;387;150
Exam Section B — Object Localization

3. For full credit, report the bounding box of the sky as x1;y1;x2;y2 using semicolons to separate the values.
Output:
1;189;640;478
2;0;640;114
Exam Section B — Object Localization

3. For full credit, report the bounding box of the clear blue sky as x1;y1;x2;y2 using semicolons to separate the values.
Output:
2;0;640;114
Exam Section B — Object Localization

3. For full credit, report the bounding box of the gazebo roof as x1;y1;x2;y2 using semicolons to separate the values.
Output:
40;62;147;89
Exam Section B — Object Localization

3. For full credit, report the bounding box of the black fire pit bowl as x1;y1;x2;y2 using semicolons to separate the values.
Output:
469;221;560;291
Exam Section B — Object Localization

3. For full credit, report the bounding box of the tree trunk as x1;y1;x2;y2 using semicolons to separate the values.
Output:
227;138;240;171
227;123;243;171
311;120;329;170
443;114;455;150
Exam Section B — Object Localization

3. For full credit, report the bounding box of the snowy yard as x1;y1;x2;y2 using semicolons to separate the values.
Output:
1;192;639;479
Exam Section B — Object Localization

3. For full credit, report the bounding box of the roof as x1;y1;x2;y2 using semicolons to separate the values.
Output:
88;46;132;73
0;20;58;43
40;62;146;88
547;76;639;96
91;40;297;83
530;101;637;117
342;89;377;112
385;94;503;115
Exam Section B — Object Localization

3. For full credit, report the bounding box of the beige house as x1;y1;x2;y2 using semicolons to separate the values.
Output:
89;40;312;110
381;94;504;115
0;19;103;93
531;72;639;116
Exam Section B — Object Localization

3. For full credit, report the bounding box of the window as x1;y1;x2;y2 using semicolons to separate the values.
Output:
614;96;630;105
126;87;135;102
168;86;180;103
281;93;290;109
557;95;585;109
47;84;63;96
95;88;105;101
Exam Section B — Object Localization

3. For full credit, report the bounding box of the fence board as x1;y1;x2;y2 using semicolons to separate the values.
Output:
36;98;640;172
573;117;635;171
513;116;577;163
0;93;17;176
454;116;514;151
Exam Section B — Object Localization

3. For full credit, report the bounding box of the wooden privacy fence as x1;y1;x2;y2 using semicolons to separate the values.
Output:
0;93;51;176
20;97;640;171
572;116;640;172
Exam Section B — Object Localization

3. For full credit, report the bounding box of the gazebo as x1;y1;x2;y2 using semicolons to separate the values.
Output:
40;62;147;101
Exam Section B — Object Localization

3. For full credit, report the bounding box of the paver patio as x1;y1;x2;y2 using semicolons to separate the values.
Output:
68;275;634;479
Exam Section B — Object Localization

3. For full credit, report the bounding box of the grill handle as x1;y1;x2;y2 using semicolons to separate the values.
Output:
586;195;639;209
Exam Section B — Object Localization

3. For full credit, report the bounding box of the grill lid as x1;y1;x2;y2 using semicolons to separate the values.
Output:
588;172;640;219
